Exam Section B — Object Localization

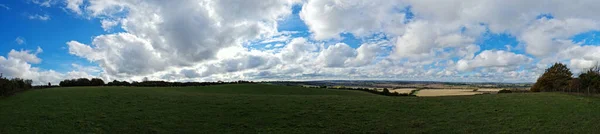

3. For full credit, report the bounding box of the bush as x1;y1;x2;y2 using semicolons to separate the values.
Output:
382;88;390;95
0;77;32;97
498;89;512;93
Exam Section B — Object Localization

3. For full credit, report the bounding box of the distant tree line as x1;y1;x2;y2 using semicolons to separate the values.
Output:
0;75;32;97
59;78;105;87
59;78;255;87
532;62;600;94
305;85;416;96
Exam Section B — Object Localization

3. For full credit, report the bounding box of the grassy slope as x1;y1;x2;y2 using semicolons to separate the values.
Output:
1;84;600;133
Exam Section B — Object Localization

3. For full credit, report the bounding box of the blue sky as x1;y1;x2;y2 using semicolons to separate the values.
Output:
0;0;103;72
3;0;600;84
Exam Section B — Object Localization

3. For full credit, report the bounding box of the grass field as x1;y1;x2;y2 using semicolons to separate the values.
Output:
1;84;600;133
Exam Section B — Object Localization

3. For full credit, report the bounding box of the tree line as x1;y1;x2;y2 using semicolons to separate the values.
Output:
59;78;255;87
532;63;600;94
304;85;417;96
0;75;32;97
59;78;105;87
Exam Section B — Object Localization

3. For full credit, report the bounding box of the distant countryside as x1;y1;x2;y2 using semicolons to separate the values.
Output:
2;62;600;133
4;0;600;133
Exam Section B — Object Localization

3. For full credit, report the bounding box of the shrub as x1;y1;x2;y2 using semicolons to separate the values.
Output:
0;77;32;97
382;88;390;95
498;89;512;93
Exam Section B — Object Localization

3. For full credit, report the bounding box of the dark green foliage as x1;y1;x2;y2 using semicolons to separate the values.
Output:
106;80;131;86
0;76;32;97
64;78;252;87
382;88;390;95
577;66;600;94
105;79;253;87
59;78;97;87
531;63;572;92
568;78;581;93
498;89;512;93
90;78;105;86
533;63;600;94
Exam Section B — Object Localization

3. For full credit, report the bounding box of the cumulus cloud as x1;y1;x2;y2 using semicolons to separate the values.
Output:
316;43;380;67
520;18;599;57
316;43;357;67
0;48;91;85
300;0;407;40
456;50;532;71
68;33;166;77
65;0;297;81
8;48;43;64
100;19;118;31
393;21;479;59
65;0;83;14
47;0;600;82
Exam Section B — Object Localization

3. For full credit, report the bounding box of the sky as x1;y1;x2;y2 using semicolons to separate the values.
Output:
3;0;600;85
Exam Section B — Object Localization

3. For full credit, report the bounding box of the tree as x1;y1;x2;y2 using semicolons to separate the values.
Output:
90;78;105;86
531;63;572;92
568;78;581;93
578;65;600;94
382;88;390;95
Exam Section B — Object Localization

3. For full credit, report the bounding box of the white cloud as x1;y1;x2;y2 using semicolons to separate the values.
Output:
100;19;118;31
392;21;479;61
0;47;93;85
279;38;319;63
47;0;600;82
15;37;25;45
520;18;599;57
28;14;51;21
71;63;102;74
316;43;357;67
68;33;166;77
65;0;83;14
457;50;532;71
7;49;42;64
31;0;52;7
316;43;380;67
300;0;407;40
68;0;296;80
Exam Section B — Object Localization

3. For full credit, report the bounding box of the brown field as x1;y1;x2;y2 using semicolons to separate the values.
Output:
389;88;416;94
415;88;503;97
416;89;483;97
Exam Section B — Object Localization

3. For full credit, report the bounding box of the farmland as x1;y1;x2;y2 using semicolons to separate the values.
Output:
1;84;599;133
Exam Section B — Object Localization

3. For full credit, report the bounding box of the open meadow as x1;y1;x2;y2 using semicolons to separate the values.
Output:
1;84;600;133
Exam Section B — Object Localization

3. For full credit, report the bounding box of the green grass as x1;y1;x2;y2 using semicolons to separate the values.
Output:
1;84;600;133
